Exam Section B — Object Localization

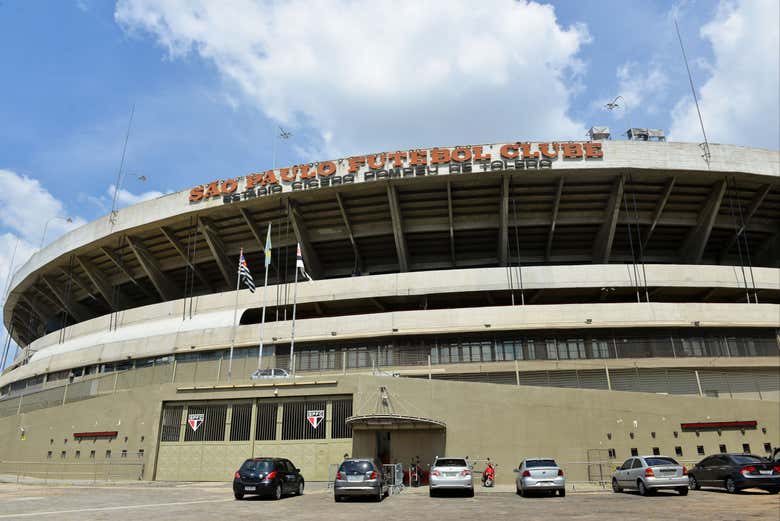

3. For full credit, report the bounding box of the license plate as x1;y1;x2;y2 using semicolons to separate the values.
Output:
759;470;772;475
445;472;458;477
347;476;363;482
244;486;256;491
537;481;552;486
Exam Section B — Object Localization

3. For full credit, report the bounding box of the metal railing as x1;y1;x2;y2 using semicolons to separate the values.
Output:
0;459;145;483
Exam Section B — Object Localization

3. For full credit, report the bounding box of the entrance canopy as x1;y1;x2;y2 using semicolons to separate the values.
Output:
346;414;446;431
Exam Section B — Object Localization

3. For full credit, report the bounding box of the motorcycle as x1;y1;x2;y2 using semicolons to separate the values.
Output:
482;461;495;487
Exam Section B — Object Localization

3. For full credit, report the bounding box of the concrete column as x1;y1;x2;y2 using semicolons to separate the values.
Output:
694;370;703;397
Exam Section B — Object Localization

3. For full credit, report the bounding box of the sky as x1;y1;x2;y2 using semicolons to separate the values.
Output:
1;0;778;368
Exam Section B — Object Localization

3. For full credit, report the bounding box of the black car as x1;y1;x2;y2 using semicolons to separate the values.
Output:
233;458;304;500
688;453;780;494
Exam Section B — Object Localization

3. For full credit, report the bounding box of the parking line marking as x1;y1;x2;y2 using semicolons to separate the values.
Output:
0;498;233;518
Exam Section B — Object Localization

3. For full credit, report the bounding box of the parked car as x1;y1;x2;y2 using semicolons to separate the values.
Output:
233;457;304;500
515;458;566;497
429;457;474;497
334;458;389;502
250;368;290;380
688;453;780;494
611;456;688;496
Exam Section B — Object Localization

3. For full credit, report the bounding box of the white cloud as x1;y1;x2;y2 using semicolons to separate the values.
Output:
115;0;591;157
669;0;779;149
0;169;87;369
609;62;669;119
107;184;166;207
0;169;84;247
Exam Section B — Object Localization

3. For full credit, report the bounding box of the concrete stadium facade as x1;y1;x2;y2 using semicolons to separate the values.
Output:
1;140;778;484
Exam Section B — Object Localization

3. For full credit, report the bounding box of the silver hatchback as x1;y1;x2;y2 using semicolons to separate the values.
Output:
334;458;388;502
612;456;689;496
429;457;474;497
515;458;566;497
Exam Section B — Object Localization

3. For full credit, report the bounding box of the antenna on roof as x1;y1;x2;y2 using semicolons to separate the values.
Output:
109;103;136;225
674;19;711;165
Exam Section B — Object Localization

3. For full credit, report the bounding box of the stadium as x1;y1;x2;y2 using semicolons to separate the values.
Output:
1;134;778;484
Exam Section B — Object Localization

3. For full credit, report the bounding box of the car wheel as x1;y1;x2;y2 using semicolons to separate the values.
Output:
466;487;474;498
688;475;699;490
334;494;342;502
296;481;304;496
677;487;688;496
516;484;522;496
429;488;435;498
638;480;649;496
612;479;622;493
765;487;780;494
234;492;244;500
272;484;282;500
559;489;566;497
726;478;738;494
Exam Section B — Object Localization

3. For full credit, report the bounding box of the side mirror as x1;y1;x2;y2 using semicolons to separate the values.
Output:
295;468;301;473
512;468;520;473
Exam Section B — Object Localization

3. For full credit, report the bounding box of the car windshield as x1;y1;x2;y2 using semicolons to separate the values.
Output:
435;459;467;467
340;461;373;473
645;457;678;466
731;455;764;465
240;460;274;472
526;459;557;468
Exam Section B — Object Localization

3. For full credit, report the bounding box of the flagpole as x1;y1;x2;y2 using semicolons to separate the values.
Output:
227;248;243;381
258;225;272;371
289;262;300;378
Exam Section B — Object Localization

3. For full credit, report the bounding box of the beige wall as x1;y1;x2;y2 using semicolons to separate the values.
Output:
2;374;779;485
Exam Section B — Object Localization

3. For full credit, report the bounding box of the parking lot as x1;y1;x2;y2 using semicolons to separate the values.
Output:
0;482;778;521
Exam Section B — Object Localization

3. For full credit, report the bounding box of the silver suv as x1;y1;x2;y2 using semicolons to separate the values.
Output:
429;457;474;497
612;456;689;496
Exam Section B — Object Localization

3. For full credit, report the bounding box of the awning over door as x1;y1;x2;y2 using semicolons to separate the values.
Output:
346;414;446;431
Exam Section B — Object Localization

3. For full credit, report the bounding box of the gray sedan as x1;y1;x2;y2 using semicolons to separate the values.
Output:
429;457;474;497
515;458;566;497
612;456;689;496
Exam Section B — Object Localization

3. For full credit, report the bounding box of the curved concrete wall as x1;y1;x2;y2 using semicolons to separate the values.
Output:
5;142;779;316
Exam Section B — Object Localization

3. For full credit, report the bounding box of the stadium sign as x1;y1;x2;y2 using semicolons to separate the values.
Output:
189;141;604;204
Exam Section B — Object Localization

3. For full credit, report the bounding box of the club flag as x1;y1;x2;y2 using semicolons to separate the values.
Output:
264;224;272;268
238;249;255;293
296;243;304;268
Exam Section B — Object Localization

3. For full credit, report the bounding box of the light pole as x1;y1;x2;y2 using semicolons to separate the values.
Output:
271;127;292;170
40;216;73;249
109;173;147;224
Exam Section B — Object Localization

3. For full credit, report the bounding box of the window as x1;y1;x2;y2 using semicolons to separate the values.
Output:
645;457;679;466
89;450;95;459
764;443;773;454
675;446;683;457
138;449;145;459
631;458;642;469
331;398;353;439
742;443;751;454
282;400;326;440
75;450;81;459
160;405;183;442
620;459;632;470
121;450;127;459
608;448;616;459
229;404;252;441
652;447;660;456
630;448;638;457
46;451;52;459
60;451;66;459
697;445;705;455
183;404;228;442
719;444;727;454
105;450;112;459
255;402;278;441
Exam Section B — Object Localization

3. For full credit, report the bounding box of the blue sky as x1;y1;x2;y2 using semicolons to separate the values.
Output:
1;0;778;367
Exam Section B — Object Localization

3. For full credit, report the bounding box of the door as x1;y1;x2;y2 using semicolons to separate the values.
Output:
628;458;643;487
617;459;633;486
376;431;391;464
710;455;731;484
283;460;299;494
